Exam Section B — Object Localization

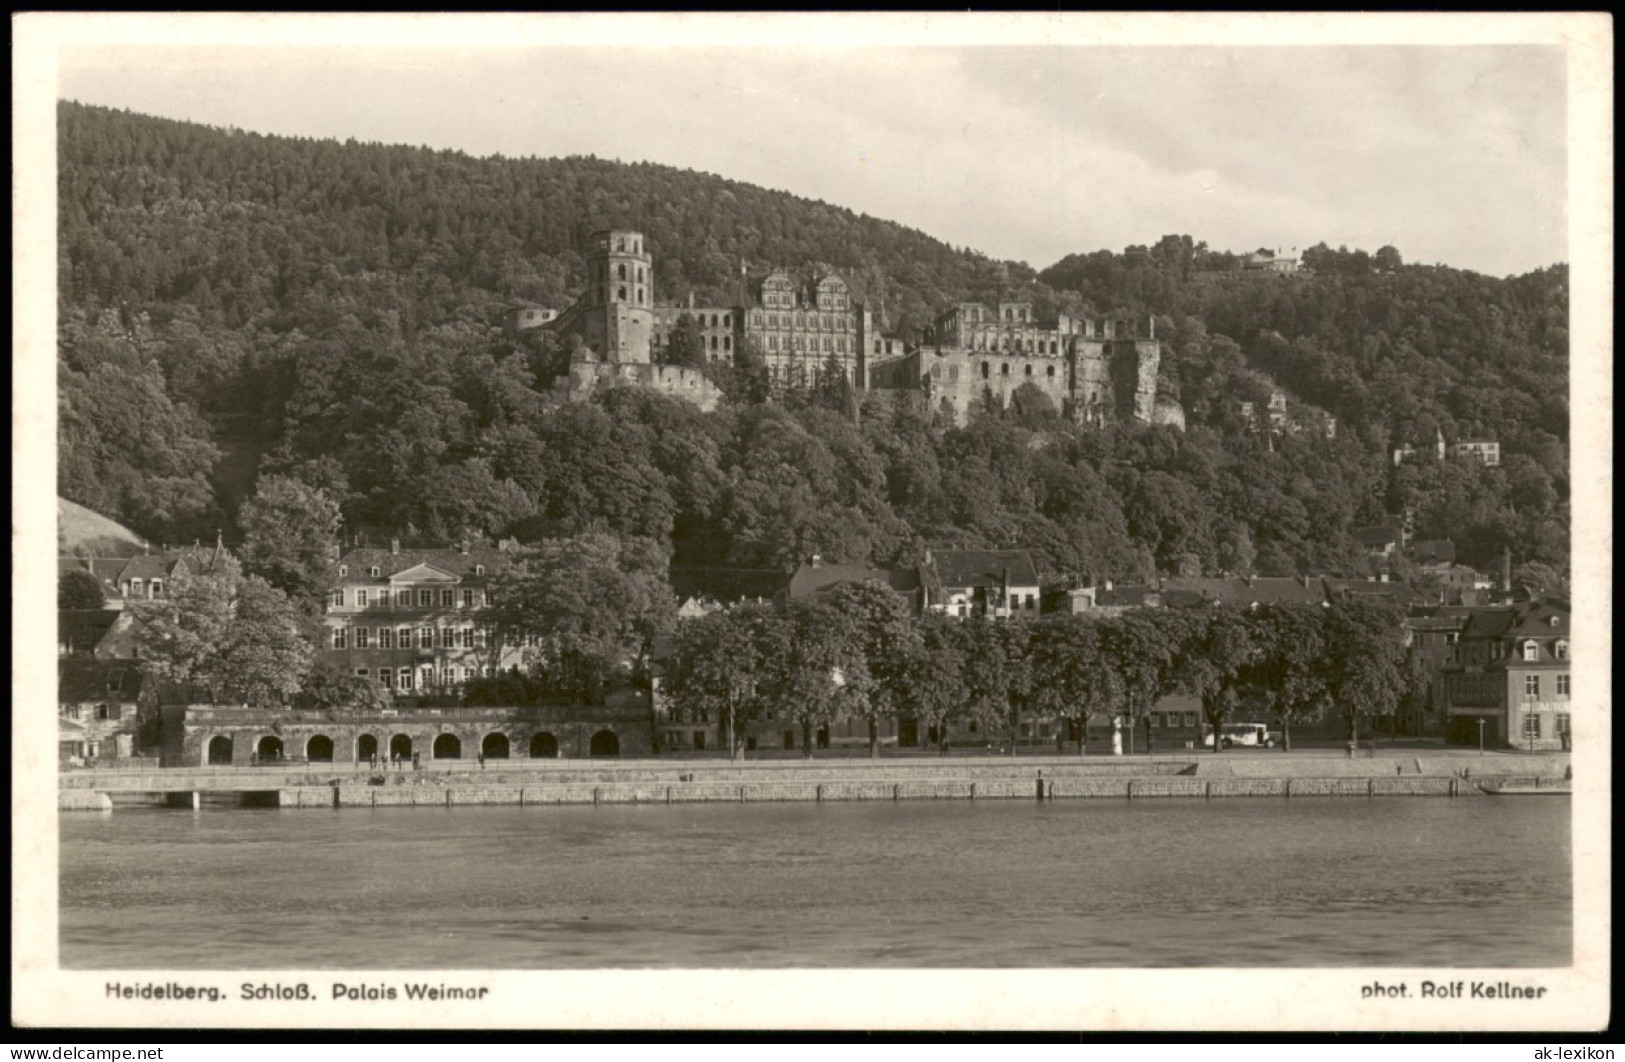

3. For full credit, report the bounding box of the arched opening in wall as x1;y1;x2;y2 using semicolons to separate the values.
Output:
207;736;233;766
357;734;379;762
306;735;335;762
618;286;627;300
617;264;627;280
589;730;620;758
482;733;510;760
390;734;413;761
529;731;558;759
256;736;284;761
433;734;462;760
637;288;644;302
981;362;990;379
1025;365;1033;376
1047;365;1056;377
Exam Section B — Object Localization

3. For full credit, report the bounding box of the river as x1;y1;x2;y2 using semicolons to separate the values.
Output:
60;798;1570;968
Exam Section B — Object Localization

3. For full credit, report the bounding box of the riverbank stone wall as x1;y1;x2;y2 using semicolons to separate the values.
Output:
177;705;653;768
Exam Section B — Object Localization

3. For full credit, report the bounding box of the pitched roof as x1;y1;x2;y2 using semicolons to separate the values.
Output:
1095;584;1158;608
1411;539;1456;566
929;550;1039;588
59;609;120;653
118;554;181;580
58;658;144;704
1351;525;1401;548
670;567;789;606
788;563;921;600
338;547;508;581
1155;576;1326;609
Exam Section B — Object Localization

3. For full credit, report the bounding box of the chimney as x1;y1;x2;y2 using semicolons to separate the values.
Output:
390;538;400;556
1379;572;1390;583
1104;578;1113;592
810;554;822;569
459;540;469;555
1500;546;1512;592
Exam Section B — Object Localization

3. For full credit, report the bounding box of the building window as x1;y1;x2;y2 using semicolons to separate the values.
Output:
354;668;369;680
439;628;455;648
130;578;143;596
1522;640;1540;662
333;628;347;650
461;627;475;649
463;667;476;682
1556;713;1571;737
474;629;486;649
377;628;393;649
355;628;370;649
396;589;410;607
331;590;345;608
1185;712;1198;728
419;627;433;649
1047;365;1056;377
1524;674;1540;699
441;667;457;686
398;668;414;691
440;589;454;607
356;588;370;608
1555;640;1569;660
1001;363;1010;376
380;670;393;689
1522;714;1540;739
398;626;411;648
461;589;475;608
1557;673;1570;697
370;567;381;577
151;580;163;597
339;566;347;577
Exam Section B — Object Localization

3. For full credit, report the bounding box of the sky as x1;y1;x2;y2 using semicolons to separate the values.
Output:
40;18;1579;278
36;15;1585;278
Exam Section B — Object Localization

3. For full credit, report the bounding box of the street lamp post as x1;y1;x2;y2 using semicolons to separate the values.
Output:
1478;717;1485;757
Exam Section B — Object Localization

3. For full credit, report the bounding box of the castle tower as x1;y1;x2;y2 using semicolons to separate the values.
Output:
586;229;653;310
583;229;655;364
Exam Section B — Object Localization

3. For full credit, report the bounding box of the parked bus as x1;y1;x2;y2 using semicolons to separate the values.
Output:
1201;722;1280;749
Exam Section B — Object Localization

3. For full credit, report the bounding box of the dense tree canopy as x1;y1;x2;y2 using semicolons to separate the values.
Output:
57;103;1568;584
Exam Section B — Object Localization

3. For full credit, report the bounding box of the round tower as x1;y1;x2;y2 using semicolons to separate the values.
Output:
586;229;653;310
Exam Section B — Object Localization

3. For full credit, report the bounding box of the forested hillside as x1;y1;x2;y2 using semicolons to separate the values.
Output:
56;101;1569;581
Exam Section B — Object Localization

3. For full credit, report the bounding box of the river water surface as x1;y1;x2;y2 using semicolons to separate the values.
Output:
60;798;1570;968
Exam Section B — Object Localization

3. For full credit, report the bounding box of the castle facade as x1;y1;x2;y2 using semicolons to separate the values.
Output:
533;228;1181;427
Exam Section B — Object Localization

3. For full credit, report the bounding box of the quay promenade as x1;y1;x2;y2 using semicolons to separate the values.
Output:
60;749;1572;811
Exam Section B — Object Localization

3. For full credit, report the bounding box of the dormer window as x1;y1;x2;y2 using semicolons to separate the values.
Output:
370;567;381;578
339;566;347;577
1522;640;1540;662
475;565;485;576
1555;640;1569;661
